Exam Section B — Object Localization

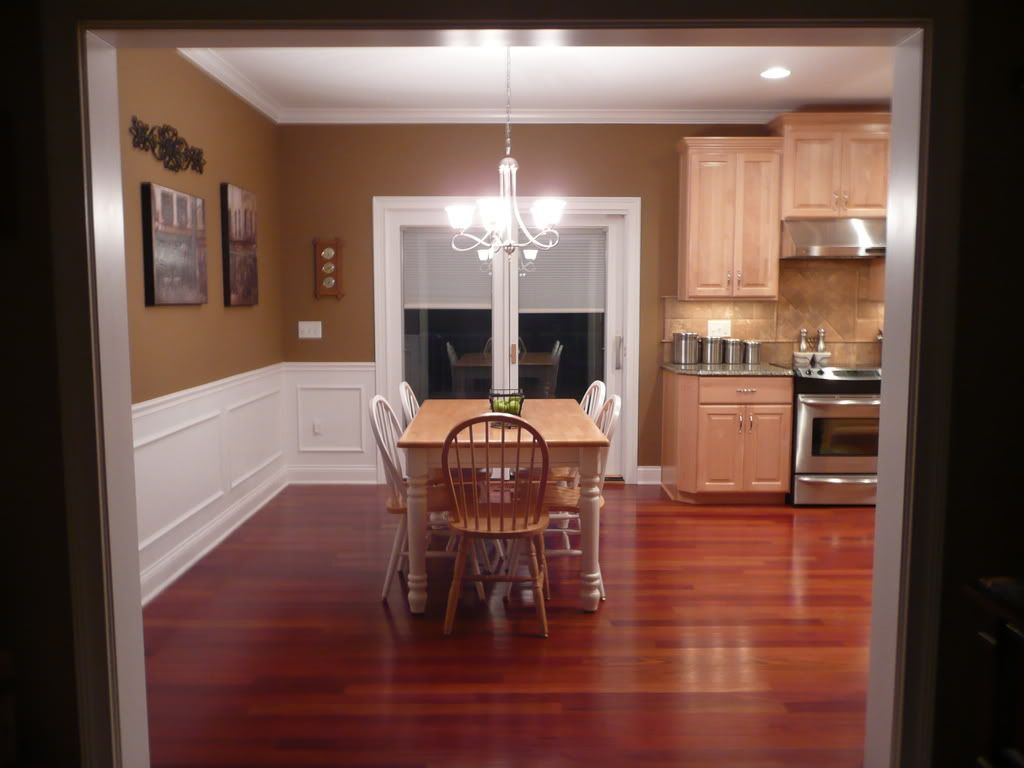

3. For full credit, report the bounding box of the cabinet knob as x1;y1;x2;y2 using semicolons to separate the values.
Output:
832;191;840;210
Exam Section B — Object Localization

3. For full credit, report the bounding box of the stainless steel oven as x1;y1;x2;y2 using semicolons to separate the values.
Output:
791;368;881;505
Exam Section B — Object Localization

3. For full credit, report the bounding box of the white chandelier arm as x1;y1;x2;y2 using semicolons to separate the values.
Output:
450;229;496;252
510;201;559;249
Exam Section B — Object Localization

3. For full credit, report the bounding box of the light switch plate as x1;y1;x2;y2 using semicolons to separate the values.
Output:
707;319;731;338
298;321;322;339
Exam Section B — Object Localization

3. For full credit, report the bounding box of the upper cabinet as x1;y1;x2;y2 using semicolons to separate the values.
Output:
678;137;783;300
770;112;891;219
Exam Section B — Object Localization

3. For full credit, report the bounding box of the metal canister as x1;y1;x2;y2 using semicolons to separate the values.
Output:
700;336;723;365
743;340;761;365
673;332;699;364
722;338;744;365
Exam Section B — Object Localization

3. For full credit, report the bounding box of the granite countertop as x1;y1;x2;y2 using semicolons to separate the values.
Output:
661;362;793;377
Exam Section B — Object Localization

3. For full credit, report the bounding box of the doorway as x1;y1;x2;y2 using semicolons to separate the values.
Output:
374;196;640;479
75;25;934;768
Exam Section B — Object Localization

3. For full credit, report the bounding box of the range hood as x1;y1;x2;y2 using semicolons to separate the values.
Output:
781;218;886;259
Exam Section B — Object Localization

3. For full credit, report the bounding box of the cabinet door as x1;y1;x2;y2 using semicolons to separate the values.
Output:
733;152;781;298
684;152;735;298
841;131;889;217
742;405;792;492
696;405;745;492
781;130;842;218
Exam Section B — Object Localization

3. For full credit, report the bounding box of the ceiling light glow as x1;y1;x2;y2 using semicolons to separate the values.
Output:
760;66;791;80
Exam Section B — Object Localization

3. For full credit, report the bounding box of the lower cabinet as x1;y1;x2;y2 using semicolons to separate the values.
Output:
662;373;793;502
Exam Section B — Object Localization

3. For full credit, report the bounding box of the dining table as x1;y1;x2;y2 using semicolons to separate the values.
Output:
451;352;556;396
397;398;610;613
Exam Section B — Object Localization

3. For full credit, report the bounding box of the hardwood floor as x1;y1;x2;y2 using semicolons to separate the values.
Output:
144;485;874;767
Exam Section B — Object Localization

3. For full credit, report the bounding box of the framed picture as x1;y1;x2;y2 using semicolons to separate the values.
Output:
141;182;208;305
220;183;259;306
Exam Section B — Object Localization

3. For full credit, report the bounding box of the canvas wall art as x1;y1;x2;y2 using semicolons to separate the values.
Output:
141;182;208;305
220;183;259;306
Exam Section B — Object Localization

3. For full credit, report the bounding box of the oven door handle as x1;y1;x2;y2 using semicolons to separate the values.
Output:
798;396;882;407
798;476;878;485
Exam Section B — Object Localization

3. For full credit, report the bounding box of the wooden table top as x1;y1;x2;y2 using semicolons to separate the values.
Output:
453;352;555;368
398;398;609;449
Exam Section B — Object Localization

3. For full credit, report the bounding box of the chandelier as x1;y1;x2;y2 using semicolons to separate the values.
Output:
445;48;565;273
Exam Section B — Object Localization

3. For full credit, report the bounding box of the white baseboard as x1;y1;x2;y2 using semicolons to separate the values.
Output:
140;467;288;604
288;465;379;484
636;465;662;485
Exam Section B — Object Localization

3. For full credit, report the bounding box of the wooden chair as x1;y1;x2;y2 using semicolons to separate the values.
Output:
542;394;621;600
442;414;551;637
398;380;420;428
369;395;486;603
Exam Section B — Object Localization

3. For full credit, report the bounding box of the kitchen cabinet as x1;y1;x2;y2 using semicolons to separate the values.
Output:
677;137;782;300
662;373;793;503
770;112;890;219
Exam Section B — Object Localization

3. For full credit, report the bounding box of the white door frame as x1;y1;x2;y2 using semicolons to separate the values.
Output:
372;195;642;482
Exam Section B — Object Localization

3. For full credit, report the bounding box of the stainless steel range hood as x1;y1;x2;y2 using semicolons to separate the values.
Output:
781;218;886;259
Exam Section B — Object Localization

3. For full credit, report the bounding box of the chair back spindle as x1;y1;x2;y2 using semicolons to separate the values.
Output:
369;395;407;509
580;380;607;420
398;381;420;427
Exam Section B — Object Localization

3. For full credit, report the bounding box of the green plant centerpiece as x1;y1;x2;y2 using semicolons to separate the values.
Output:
488;388;525;427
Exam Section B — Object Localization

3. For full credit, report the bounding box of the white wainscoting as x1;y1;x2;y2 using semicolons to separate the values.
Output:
132;362;378;604
636;466;662;485
284;362;379;484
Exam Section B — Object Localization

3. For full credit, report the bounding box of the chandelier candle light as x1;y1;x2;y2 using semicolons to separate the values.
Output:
445;48;565;270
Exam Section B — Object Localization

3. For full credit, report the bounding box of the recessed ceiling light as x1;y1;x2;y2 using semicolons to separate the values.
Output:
760;66;792;80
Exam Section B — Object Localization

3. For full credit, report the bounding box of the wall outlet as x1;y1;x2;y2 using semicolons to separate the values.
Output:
707;319;732;338
312;418;322;436
298;321;322;339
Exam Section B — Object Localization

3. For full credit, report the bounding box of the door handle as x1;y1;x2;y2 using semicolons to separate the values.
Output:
615;336;624;370
510;343;518;365
748;414;753;432
738;413;743;433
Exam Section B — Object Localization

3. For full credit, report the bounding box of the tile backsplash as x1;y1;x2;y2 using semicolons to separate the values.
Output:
664;259;885;367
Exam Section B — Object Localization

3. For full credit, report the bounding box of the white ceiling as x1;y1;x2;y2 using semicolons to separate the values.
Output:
180;46;893;125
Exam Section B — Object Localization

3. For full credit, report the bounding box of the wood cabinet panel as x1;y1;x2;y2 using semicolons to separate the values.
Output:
783;130;842;218
841;132;889;217
696;405;745;492
733;152;781;298
743;405;792;492
685;153;735;298
699;377;793;405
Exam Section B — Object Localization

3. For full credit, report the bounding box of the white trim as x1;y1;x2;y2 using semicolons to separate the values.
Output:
225;387;281;414
230;451;284;489
274;107;782;125
295;384;366;453
131;363;283;417
138;489;225;551
287;465;380;484
132;411;220;449
636;466;662;485
372;195;641;483
140;468;288;604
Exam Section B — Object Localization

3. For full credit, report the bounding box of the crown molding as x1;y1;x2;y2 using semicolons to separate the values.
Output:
178;48;284;122
274;107;781;125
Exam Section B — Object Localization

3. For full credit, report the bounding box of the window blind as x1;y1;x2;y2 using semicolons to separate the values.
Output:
401;225;607;313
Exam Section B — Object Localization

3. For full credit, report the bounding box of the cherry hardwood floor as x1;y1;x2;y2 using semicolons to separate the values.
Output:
144;485;874;768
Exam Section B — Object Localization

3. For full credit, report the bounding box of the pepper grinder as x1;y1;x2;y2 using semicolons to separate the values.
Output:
814;327;832;368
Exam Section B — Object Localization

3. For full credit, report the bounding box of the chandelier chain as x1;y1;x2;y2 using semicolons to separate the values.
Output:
504;47;512;157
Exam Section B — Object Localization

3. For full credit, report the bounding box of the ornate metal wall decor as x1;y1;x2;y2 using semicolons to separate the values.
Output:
129;116;206;174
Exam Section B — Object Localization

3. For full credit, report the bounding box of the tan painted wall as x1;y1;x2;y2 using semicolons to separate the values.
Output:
119;49;283;402
279;123;763;465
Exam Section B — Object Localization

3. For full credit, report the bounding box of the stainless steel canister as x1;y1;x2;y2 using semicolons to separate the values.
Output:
722;338;744;365
700;336;723;365
673;332;700;364
742;340;761;365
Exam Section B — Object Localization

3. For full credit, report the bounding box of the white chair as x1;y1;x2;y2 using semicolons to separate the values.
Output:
540;394;621;600
369;395;486;602
483;337;493;354
398;381;420;428
580;380;607;421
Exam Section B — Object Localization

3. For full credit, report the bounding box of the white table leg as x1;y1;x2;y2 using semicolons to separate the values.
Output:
405;448;429;614
577;447;603;612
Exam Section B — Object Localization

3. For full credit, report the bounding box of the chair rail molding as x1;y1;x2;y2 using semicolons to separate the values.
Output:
132;361;377;603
